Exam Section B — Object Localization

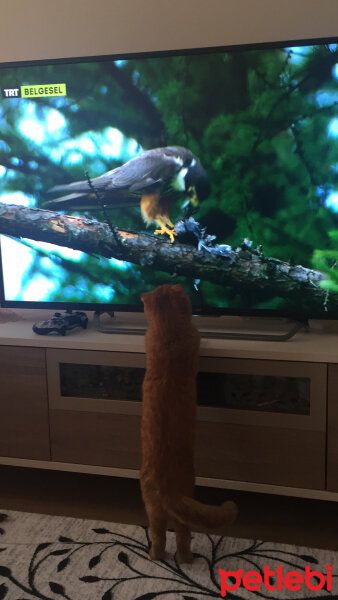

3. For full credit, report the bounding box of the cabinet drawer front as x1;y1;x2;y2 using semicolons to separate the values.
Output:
50;409;141;469
0;345;50;460
327;364;338;492
49;409;326;489
195;421;325;489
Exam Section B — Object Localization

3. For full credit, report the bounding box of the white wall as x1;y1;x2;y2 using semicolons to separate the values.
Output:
0;0;337;63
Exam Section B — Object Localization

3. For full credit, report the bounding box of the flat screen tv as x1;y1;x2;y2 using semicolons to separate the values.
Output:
0;37;337;319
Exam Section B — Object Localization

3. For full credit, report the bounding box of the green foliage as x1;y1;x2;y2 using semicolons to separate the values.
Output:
0;43;337;310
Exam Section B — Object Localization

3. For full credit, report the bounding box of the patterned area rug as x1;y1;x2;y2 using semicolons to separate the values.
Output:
0;509;337;599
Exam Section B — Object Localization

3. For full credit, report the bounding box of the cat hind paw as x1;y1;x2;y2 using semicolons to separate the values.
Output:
149;547;166;561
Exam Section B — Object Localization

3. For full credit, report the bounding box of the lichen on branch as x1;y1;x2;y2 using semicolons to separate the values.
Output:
0;202;335;312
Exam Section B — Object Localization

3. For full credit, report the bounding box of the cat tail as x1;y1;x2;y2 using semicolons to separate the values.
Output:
163;496;238;533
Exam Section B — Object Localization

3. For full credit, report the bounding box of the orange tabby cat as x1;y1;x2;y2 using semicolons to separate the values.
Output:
140;284;238;563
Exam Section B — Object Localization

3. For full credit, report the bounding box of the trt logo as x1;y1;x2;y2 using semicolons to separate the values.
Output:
2;87;21;98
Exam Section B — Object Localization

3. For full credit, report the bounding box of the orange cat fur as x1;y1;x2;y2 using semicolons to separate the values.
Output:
140;284;238;563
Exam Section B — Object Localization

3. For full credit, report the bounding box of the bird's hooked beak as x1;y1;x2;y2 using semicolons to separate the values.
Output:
182;186;200;218
187;185;199;207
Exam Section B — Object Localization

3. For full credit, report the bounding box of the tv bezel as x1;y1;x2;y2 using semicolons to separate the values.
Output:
0;35;337;320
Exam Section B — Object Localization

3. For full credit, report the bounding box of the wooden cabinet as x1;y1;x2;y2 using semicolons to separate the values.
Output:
0;345;50;460
327;364;338;492
45;348;327;490
47;349;144;468
0;324;336;500
195;357;326;488
50;410;141;469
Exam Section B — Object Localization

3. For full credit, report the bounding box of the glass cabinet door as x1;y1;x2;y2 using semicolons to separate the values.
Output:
47;349;146;415
196;357;325;432
59;362;145;402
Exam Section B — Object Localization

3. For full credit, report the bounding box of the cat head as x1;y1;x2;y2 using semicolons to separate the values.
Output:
141;284;192;323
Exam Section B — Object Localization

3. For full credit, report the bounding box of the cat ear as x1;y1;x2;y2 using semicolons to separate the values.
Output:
141;288;157;305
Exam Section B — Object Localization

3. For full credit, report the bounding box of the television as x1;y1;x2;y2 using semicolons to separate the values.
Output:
0;37;337;322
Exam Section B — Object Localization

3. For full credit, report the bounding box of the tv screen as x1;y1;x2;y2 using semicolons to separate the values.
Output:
0;38;337;317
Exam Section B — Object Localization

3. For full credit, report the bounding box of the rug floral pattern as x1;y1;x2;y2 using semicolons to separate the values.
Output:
0;510;336;599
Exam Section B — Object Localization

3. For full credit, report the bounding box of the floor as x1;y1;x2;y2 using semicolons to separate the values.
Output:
0;465;337;551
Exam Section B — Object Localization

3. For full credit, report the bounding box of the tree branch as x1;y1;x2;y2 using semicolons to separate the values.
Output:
0;202;335;312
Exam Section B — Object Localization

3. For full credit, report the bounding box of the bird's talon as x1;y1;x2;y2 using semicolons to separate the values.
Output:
154;227;177;243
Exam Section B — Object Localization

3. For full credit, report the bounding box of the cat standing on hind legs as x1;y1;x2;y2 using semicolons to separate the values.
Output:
140;284;238;563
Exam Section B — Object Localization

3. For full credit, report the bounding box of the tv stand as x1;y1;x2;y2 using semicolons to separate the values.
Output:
94;310;308;341
196;316;309;341
0;310;338;502
93;310;118;333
